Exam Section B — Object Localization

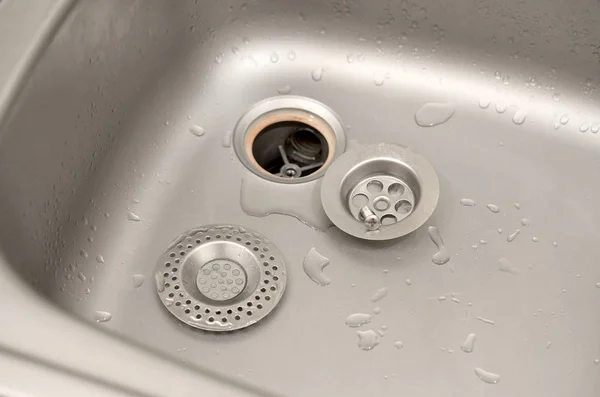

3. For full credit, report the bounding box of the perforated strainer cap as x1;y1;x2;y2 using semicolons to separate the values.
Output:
155;225;287;331
320;143;439;240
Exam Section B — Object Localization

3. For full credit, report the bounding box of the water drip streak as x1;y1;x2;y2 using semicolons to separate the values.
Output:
428;226;450;265
303;248;331;286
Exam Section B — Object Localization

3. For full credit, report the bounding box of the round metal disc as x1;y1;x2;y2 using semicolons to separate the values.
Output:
320;143;439;240
154;225;287;332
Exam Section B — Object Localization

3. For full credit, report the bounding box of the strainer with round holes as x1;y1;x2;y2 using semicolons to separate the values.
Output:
154;225;287;331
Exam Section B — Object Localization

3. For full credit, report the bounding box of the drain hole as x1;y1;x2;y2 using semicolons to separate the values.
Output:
381;215;397;226
388;183;404;196
395;200;413;214
352;194;369;207
367;180;383;194
251;121;329;179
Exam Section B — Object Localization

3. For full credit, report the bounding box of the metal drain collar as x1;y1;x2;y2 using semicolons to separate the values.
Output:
233;95;346;184
321;143;439;240
155;225;287;332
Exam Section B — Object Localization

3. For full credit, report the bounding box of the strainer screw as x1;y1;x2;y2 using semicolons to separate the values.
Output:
359;206;380;231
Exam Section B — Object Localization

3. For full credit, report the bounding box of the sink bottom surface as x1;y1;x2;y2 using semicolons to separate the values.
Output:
18;37;600;397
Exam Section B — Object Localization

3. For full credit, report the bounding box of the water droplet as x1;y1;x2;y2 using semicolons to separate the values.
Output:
514;202;521;209
346;54;354;63
460;198;476;207
461;333;476;353
414;103;455;127
303;247;331;286
498;257;519;275
190;125;205;137
357;330;380;351
476;316;495;325
311;68;324;81
270;52;279;63
497;228;503;234
479;239;487;245
85;288;91;294
553;93;561;102
512;109;527;125
595;282;600;288
495;102;507;113
580;123;590;132
451;297;460;304
77;272;86;282
231;46;240;55
94;311;112;323
373;307;382;315
560;114;570;124
595;359;600;365
346;313;372;327
215;52;223;64
80;249;88;258
478;98;491;109
532;236;539;242
405;279;412;286
521;218;530;226
221;131;232;148
474;368;500;384
95;254;104;264
428;226;450;265
438;295;447;301
374;75;384;86
394;341;404;349
132;274;146;288
287;51;296;61
370;287;388;302
553;241;559;247
127;211;141;222
277;85;292;94
591;124;600;134
507;229;521;242
486;204;500;213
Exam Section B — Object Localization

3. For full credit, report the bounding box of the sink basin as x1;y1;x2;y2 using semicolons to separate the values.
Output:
1;0;600;396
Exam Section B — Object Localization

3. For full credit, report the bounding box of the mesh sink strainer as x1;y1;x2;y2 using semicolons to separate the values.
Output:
154;225;287;332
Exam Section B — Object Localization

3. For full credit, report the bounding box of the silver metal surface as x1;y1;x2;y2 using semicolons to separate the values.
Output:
322;143;438;240
1;0;600;396
155;225;287;332
233;95;346;184
349;174;416;225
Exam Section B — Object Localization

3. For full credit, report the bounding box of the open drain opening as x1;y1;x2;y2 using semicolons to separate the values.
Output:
233;96;347;184
252;121;329;179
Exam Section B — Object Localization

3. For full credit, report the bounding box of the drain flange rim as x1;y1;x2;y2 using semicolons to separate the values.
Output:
320;143;439;240
233;95;346;184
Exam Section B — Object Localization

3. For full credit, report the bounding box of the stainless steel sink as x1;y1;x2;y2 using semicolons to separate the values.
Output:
1;0;600;396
